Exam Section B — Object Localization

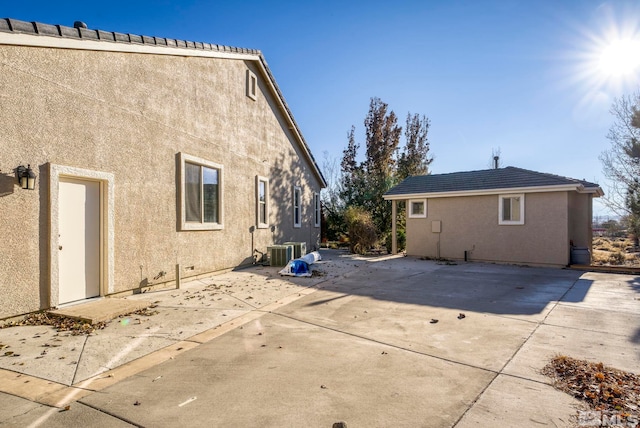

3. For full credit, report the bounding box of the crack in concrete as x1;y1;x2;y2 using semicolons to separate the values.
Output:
70;335;89;386
450;275;584;426
75;401;142;427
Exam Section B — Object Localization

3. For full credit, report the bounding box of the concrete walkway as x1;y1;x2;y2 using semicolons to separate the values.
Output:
0;249;638;427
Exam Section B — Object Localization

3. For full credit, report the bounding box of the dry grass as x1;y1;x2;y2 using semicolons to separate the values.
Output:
591;237;640;266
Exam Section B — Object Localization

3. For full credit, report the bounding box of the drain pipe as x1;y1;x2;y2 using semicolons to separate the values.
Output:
464;245;475;262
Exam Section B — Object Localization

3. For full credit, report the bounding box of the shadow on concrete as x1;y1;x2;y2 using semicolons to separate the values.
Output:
294;250;595;316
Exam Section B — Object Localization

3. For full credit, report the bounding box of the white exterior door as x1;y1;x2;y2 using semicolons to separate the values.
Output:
58;177;101;304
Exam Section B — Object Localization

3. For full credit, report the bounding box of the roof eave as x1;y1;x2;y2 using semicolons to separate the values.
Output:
383;183;588;200
577;185;604;197
0;29;259;59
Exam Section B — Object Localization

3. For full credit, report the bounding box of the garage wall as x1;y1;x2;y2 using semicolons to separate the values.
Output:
406;191;571;266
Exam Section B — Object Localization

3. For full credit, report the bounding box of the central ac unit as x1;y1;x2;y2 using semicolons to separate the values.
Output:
267;245;293;267
283;242;307;259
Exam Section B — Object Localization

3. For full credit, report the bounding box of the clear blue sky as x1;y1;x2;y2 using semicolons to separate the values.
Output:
3;1;640;216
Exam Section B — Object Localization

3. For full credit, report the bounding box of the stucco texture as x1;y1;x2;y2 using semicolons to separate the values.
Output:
405;191;586;267
0;44;322;318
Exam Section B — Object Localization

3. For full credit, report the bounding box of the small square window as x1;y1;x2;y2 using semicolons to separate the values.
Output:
408;199;427;218
246;69;257;100
498;194;524;225
256;176;269;228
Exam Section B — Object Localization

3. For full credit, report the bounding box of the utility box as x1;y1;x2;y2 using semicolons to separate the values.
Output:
267;245;293;267
431;220;442;233
283;242;307;259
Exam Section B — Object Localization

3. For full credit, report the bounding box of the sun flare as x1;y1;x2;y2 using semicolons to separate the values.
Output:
565;7;640;95
597;37;640;78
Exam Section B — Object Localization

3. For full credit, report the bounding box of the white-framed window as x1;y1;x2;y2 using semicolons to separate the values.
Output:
313;192;321;227
256;176;269;228
293;186;302;228
498;194;524;225
408;199;427;218
180;153;223;231
246;69;257;100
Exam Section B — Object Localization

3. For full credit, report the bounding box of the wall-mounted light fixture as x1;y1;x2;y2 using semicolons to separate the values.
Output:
16;164;36;190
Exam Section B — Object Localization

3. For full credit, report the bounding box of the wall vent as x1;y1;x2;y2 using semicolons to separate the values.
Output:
246;69;257;100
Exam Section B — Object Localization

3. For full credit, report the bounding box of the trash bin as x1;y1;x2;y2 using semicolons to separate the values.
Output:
570;247;590;265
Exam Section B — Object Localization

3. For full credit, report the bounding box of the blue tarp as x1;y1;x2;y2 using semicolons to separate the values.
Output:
278;251;321;277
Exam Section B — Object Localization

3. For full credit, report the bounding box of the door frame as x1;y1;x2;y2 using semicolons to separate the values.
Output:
49;164;114;307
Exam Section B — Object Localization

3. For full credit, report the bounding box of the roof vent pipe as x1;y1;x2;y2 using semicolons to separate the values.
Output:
493;156;499;169
73;21;88;29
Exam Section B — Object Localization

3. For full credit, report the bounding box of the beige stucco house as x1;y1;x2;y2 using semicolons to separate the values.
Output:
384;167;603;267
0;19;326;319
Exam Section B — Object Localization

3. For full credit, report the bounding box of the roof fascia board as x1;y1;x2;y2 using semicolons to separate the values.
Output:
0;32;257;60
578;187;604;196
383;184;588;200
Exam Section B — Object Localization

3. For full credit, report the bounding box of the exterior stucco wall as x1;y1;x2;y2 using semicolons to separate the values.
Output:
0;44;322;318
405;191;571;266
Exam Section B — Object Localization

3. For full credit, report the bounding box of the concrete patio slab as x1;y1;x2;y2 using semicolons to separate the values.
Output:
503;322;640;384
276;287;537;372
72;329;178;383
0;392;57;427
80;313;496;428
561;273;640;314
0;326;86;384
313;262;584;323
545;303;640;341
455;374;582;427
1;393;134;428
0;250;638;427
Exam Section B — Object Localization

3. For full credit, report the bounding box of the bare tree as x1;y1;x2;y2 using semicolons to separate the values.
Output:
321;151;345;241
321;151;341;210
599;90;640;215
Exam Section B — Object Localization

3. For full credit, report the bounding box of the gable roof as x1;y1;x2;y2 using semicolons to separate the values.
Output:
384;166;603;199
0;18;326;188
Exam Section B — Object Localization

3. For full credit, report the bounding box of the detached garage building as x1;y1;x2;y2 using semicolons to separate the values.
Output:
384;167;603;267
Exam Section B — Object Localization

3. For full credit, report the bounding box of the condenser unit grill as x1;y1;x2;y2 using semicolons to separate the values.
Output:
283;242;307;259
267;245;293;267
